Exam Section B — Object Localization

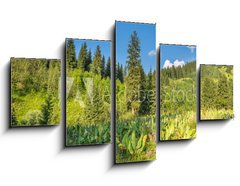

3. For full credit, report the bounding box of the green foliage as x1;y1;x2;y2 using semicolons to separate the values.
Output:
66;40;111;145
105;57;111;78
66;123;110;145
91;45;102;75
66;39;77;69
125;31;142;115
200;65;233;120
77;42;88;71
11;107;18;126
116;117;156;163
160;111;196;140
116;31;156;163
11;58;61;126
160;61;196;140
40;95;54;125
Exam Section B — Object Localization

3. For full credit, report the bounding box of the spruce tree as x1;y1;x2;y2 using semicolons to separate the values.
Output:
216;74;229;109
92;45;102;75
66;39;77;69
85;49;92;71
77;42;88;71
40;95;54;125
105;57;111;78
150;70;156;115
125;31;142;115
11;107;18;126
101;55;106;77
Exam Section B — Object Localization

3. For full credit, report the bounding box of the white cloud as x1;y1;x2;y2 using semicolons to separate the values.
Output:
148;50;156;57
163;59;185;69
187;46;196;53
173;59;185;67
163;59;173;68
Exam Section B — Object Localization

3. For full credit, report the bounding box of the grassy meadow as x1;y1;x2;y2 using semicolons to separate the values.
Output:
11;58;61;126
66;39;111;146
200;65;233;120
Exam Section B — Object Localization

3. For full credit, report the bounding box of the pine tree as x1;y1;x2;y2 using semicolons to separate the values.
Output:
40;95;54;125
11;107;18;126
201;77;217;109
66;39;77;69
105;57;111;78
92;45;102;75
139;66;147;114
101;55;106;77
77;42;88;71
125;31;142;115
150;70;156;115
216;74;229;109
85;49;92;71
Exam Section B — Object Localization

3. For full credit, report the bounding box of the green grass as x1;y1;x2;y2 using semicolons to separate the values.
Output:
116;116;156;163
200;108;233;120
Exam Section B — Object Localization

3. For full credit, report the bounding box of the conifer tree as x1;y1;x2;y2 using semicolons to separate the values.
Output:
40;95;54;125
78;42;88;71
101;55;106;77
125;31;142;115
66;39;77;69
105;57;111;78
11;107;18;126
92;45;102;75
216;74;229;109
85;49;92;71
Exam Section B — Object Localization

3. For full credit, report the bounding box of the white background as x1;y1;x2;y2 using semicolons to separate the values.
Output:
0;0;240;186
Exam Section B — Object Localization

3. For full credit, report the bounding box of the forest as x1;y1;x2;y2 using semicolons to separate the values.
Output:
11;58;61;126
66;39;111;146
200;65;233;120
160;61;196;140
116;31;156;163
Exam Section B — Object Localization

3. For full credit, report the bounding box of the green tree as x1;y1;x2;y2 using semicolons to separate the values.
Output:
216;74;230;109
77;42;88;71
11;107;18;126
66;39;77;69
85;49;92;71
125;31;142;115
101;55;106;77
105;57;111;78
40;95;54;125
92;45;102;75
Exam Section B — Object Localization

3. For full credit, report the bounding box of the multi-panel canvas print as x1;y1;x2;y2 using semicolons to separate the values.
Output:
160;44;197;140
65;39;111;146
115;21;156;163
200;65;233;120
11;58;61;127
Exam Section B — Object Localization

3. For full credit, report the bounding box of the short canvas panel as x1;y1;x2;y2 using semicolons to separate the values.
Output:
200;65;233;120
160;44;197;140
115;21;156;163
11;58;61;127
65;39;111;146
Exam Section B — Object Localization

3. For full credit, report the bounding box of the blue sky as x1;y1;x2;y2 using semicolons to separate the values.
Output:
116;21;156;73
160;44;196;69
68;39;111;61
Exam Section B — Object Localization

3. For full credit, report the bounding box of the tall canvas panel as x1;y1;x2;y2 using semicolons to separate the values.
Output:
200;65;233;120
160;44;197;140
115;21;156;163
65;39;111;146
11;58;61;127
